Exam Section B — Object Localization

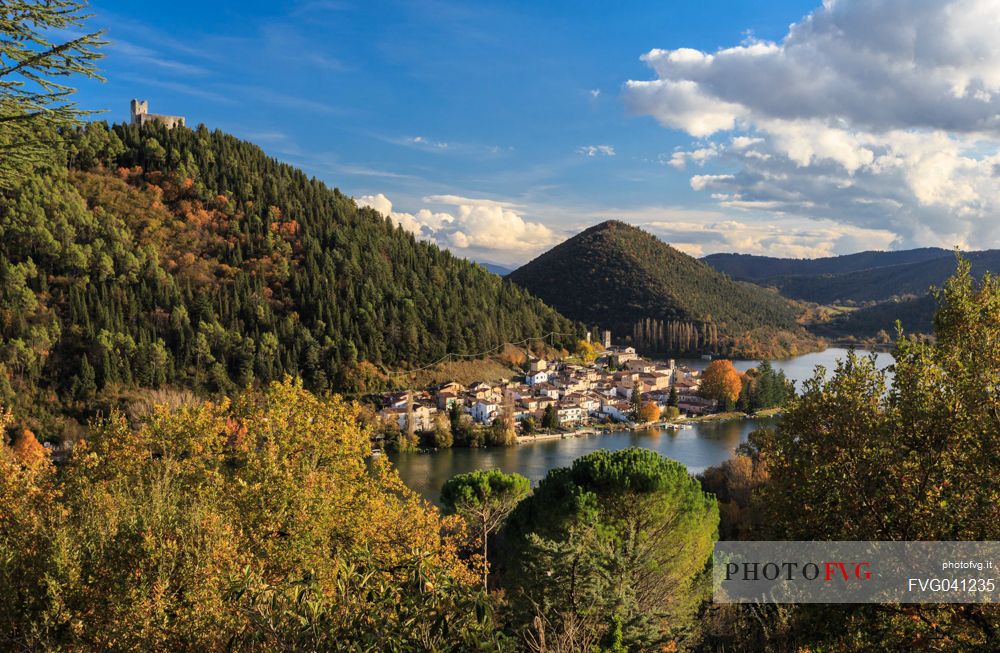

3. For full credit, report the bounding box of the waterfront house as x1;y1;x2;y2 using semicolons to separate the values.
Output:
471;400;500;424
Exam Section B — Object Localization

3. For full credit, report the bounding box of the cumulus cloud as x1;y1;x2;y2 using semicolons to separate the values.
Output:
624;0;1000;250
356;193;454;235
355;193;561;263
577;144;616;157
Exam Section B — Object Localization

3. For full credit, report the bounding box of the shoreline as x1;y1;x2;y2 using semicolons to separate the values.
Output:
514;408;782;445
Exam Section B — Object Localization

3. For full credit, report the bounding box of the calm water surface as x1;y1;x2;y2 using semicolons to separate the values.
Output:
390;347;894;503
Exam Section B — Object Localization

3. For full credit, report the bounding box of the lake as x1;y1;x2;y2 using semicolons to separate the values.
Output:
389;347;894;503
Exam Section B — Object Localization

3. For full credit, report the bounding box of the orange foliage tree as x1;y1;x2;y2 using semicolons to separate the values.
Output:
639;400;661;424
699;360;743;407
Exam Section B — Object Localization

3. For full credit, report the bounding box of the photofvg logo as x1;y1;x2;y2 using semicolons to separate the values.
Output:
723;559;873;583
713;541;999;604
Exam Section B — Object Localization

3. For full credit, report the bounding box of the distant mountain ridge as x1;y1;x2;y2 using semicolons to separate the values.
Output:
752;251;1000;305
507;221;818;358
703;248;954;281
703;248;1000;338
478;262;513;276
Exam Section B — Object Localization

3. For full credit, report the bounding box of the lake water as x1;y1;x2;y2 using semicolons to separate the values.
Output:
389;347;894;503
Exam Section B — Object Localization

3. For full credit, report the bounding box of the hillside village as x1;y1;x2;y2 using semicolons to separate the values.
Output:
377;341;716;436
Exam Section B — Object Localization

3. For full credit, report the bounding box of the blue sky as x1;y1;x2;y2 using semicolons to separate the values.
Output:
76;1;1000;266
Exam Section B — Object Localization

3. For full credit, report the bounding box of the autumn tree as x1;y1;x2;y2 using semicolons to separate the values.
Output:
10;427;46;467
698;454;769;540
429;410;453;448
638;400;660;424
487;390;517;446
0;381;502;650
699;360;742;409
440;469;531;589
575;338;603;363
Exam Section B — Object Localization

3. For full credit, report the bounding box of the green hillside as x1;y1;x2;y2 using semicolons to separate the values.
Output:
507;220;818;357
809;295;938;340
0;121;583;441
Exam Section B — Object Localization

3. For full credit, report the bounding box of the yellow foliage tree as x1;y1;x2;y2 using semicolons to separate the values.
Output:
575;339;604;363
0;381;497;650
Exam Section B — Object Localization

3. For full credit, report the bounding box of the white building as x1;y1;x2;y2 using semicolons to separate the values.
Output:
557;404;585;425
379;405;438;432
471;400;500;424
600;399;632;422
525;369;549;386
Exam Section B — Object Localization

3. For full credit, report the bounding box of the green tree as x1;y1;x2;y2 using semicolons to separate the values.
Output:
630;386;642;420
440;469;531;589
738;360;793;413
541;403;559;430
745;258;1000;650
501;448;719;650
0;0;105;186
71;355;96;401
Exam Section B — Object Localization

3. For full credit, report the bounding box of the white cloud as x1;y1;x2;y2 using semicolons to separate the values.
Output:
667;142;721;169
424;194;520;209
577;144;616;157
690;174;734;191
356;193;454;235
624;0;1000;250
590;89;601;98
355;193;561;263
404;135;449;150
643;217;897;259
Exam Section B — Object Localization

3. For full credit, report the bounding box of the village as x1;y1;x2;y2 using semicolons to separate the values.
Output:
377;331;719;438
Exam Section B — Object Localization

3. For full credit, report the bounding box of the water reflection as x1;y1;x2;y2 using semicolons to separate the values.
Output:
390;417;774;505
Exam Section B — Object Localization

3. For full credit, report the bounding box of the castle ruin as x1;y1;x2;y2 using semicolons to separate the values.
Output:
130;99;185;129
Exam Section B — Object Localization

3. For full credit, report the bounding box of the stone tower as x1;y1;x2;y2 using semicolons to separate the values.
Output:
602;330;612;349
130;99;149;124
129;99;184;129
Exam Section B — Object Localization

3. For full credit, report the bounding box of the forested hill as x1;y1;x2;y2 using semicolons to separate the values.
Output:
0;121;583;439
703;248;953;281
700;245;1000;339
507;220;818;358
